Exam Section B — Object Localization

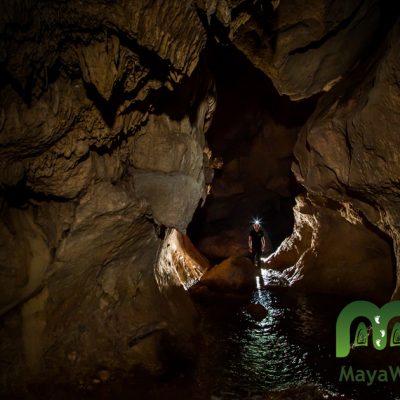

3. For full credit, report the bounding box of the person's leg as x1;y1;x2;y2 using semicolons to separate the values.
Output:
251;250;256;265
253;247;261;266
255;250;261;266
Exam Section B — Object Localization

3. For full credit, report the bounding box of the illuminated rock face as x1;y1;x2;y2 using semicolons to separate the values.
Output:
265;195;394;301
196;1;400;299
268;19;400;299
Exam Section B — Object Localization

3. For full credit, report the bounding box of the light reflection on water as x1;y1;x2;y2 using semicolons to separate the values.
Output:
201;277;318;398
77;268;400;400
199;268;400;400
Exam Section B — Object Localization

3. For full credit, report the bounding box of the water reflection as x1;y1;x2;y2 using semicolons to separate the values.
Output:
81;269;400;400
199;269;400;400
205;275;316;397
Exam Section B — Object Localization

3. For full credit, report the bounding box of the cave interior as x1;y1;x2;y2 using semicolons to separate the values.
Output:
1;0;400;398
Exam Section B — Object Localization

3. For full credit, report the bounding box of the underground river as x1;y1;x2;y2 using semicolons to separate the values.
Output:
29;269;399;400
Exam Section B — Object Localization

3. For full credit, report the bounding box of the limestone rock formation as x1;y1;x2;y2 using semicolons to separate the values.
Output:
190;256;256;304
0;0;215;391
197;0;383;99
246;302;268;321
191;46;315;260
265;195;394;301
204;0;400;301
163;229;211;289
283;18;400;299
197;256;256;292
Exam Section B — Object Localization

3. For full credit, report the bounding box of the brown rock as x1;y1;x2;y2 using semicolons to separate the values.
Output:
156;229;210;289
288;20;400;299
200;256;256;292
197;228;250;260
0;0;212;391
133;170;205;231
172;231;211;287
266;195;394;301
207;0;381;99
246;302;268;321
189;284;217;304
131;114;204;179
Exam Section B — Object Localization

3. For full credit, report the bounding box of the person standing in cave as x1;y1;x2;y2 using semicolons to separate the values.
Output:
248;221;266;267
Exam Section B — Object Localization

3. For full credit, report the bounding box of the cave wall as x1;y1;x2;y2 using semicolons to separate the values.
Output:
198;0;383;99
265;194;395;301
290;18;400;299
198;0;400;298
189;45;316;260
216;0;399;299
0;0;216;390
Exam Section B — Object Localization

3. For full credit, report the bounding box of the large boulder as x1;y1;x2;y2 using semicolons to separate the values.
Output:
199;256;256;292
246;302;268;321
197;228;250;260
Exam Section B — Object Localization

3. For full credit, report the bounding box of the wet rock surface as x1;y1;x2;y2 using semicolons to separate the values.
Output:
197;256;256;292
245;302;268;321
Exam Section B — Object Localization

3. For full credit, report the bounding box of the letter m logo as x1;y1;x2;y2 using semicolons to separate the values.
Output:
336;300;400;358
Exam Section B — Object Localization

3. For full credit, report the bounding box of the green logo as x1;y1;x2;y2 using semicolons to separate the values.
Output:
336;300;400;358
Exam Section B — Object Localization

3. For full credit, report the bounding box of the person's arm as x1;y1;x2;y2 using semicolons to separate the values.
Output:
261;236;266;252
248;235;252;252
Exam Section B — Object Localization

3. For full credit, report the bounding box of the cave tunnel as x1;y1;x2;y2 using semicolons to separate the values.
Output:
188;43;318;260
1;0;400;399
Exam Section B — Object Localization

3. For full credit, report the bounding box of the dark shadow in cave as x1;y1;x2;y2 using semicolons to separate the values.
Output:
188;43;319;262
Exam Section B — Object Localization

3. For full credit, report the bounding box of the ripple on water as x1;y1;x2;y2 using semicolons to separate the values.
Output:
199;271;400;400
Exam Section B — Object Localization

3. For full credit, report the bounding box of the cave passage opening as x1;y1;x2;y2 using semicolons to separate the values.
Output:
187;43;318;263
